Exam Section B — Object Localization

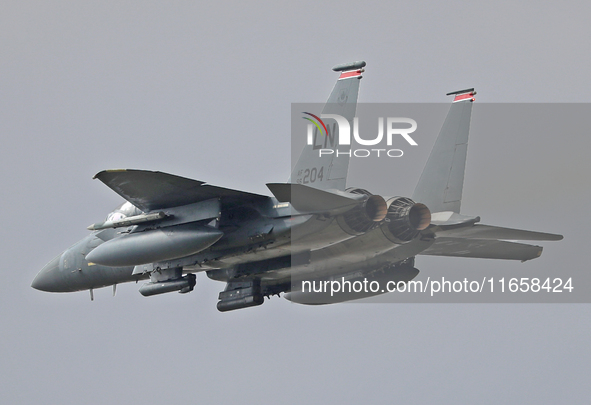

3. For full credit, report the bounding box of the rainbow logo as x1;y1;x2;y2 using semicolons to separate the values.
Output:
302;112;328;137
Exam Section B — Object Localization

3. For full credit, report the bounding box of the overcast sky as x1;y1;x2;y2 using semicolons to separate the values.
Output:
1;1;590;404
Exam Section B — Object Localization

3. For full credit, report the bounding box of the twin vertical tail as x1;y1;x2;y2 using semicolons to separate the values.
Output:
290;66;475;214
412;89;476;214
290;61;365;191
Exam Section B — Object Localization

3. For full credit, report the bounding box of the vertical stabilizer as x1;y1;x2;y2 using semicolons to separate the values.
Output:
290;61;365;191
412;89;475;213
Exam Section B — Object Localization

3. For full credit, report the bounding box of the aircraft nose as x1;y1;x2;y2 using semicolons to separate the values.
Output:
32;254;62;292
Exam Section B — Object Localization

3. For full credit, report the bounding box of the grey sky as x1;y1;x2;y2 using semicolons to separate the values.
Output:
1;1;589;404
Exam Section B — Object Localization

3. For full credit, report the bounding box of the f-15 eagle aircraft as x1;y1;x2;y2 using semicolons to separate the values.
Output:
32;61;562;311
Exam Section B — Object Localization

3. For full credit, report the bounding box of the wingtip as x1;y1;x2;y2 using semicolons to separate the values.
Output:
93;169;128;179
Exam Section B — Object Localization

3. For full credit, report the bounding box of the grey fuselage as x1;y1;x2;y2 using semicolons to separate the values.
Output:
32;192;427;294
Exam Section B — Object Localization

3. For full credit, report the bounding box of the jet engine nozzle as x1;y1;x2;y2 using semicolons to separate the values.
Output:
364;194;389;222
336;188;388;234
381;197;431;243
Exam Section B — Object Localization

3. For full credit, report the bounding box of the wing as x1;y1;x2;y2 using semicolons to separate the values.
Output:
94;169;268;211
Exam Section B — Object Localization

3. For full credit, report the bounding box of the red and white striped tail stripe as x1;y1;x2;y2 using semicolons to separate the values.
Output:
453;92;476;103
338;69;363;80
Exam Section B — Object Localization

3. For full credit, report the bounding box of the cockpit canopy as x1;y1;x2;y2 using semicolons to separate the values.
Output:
105;201;142;222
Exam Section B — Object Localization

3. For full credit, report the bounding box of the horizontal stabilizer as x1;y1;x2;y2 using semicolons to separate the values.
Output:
266;183;365;213
436;224;563;241
94;169;267;211
430;211;480;227
420;238;543;261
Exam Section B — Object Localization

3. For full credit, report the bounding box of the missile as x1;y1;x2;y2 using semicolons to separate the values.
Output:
85;224;223;267
87;211;168;230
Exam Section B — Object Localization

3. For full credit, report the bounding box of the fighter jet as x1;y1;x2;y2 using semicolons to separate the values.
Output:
32;61;563;311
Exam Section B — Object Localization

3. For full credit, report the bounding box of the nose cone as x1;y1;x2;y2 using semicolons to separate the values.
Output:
32;254;63;292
